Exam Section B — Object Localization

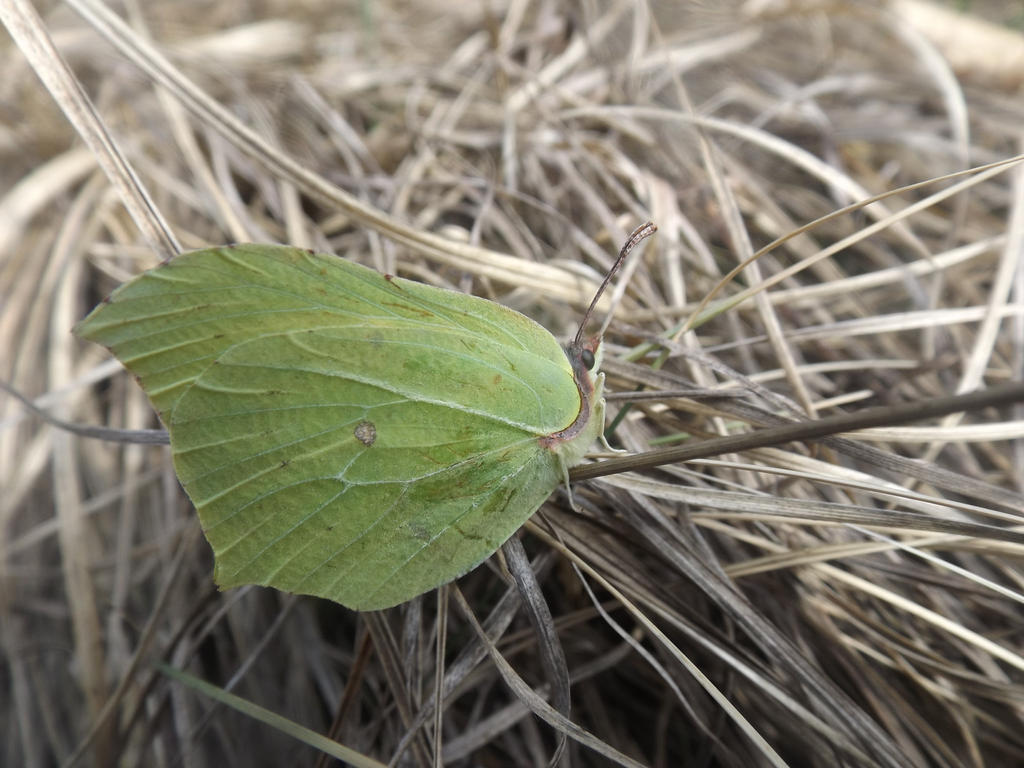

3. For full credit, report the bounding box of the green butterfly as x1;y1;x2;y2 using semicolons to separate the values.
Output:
76;228;653;610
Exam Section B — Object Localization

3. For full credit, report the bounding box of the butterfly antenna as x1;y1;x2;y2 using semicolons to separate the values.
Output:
573;221;657;347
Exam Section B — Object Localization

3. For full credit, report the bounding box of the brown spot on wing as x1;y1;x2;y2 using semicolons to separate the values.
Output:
354;420;377;446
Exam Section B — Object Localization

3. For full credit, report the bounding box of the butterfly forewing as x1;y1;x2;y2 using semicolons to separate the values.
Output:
76;245;598;609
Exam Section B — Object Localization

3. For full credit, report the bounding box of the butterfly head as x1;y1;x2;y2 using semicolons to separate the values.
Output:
565;335;602;392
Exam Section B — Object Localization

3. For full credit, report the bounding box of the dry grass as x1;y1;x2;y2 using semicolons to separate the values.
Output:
3;1;1024;766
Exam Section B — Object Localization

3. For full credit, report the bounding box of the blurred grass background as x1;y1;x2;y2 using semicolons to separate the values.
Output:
3;1;1024;766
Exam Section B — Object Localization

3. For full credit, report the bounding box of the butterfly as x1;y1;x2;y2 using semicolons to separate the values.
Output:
76;225;654;609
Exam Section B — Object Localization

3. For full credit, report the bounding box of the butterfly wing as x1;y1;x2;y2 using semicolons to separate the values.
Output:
76;245;599;609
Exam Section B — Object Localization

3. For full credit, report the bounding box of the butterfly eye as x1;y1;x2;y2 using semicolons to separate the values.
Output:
580;348;596;370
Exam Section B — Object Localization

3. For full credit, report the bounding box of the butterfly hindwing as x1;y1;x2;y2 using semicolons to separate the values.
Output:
171;329;565;609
